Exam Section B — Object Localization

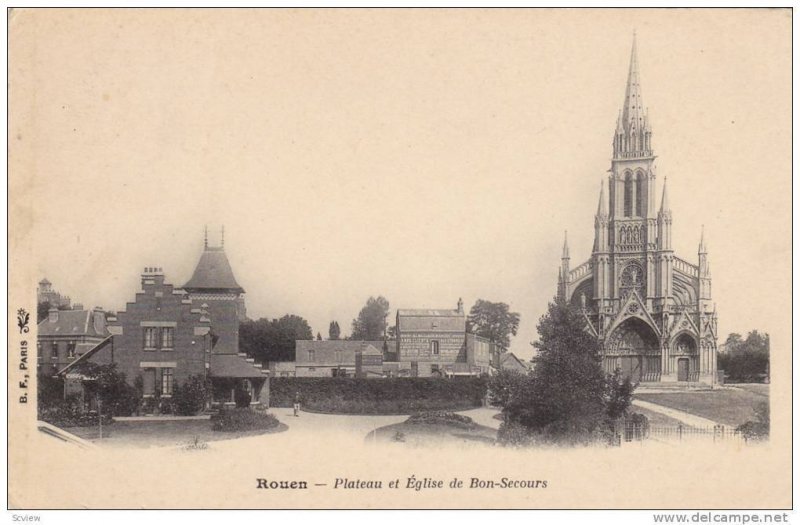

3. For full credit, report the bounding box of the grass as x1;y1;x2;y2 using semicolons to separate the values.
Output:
635;387;767;427
64;419;287;448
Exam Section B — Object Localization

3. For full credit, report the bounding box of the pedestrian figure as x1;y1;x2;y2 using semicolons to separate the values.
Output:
293;392;301;417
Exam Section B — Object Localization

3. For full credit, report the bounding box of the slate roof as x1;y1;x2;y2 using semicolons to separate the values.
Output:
209;354;266;378
396;309;462;317
183;246;244;293
37;310;109;338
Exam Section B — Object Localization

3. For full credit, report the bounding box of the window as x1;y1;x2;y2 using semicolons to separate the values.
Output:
144;327;158;349
143;368;156;396
334;350;342;362
431;340;440;355
67;341;76;359
161;368;174;396
51;342;58;360
635;172;646;216
307;350;315;361
161;327;174;350
623;173;633;217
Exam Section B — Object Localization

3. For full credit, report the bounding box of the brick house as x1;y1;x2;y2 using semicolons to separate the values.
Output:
59;238;268;411
395;299;494;377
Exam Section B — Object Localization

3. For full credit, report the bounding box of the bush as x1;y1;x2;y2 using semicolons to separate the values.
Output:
39;403;114;428
173;375;212;416
270;377;487;414
406;411;475;430
736;401;769;441
211;407;280;432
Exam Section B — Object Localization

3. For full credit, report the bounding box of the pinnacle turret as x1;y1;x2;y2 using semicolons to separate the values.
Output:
596;180;608;216
659;177;670;213
561;231;570;259
699;225;707;254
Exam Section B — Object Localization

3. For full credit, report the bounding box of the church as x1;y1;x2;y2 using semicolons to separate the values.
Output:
558;36;718;386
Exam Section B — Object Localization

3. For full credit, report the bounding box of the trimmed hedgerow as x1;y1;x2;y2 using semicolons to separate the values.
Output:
270;377;487;414
211;407;280;432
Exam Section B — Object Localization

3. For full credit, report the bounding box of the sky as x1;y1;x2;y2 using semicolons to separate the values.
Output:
12;9;791;359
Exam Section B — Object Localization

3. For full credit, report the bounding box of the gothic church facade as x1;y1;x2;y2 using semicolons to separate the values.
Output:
558;37;718;385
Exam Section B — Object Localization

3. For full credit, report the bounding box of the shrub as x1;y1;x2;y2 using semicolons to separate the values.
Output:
736;401;769;441
173;375;212;416
270;377;487;414
39;403;114;428
211;407;280;432
406;411;475;429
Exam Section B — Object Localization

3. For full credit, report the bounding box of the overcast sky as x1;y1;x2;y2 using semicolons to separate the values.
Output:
13;9;790;359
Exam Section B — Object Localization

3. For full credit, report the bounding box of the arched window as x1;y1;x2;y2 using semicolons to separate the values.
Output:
635;171;646;216
624;173;633;217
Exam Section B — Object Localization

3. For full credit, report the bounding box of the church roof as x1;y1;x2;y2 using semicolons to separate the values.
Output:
183;246;244;293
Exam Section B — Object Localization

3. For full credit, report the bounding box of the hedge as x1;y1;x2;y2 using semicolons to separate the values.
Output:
270;377;487;414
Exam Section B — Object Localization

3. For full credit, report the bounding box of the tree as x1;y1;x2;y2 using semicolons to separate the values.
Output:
466;299;521;350
316;332;322;341
37;300;72;324
328;321;341;340
74;362;140;417
718;330;770;383
351;296;390;341
493;299;633;445
239;314;314;363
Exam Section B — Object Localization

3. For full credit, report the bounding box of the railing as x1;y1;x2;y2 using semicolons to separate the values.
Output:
641;371;662;382
568;261;592;282
673;256;699;278
615;422;746;446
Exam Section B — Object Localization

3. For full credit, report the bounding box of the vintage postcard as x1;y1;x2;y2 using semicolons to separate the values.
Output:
7;8;792;511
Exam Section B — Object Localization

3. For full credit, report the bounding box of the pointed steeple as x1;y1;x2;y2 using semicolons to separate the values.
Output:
622;31;645;128
613;33;653;158
561;230;570;259
659;177;670;213
204;225;208;249
596;180;608;216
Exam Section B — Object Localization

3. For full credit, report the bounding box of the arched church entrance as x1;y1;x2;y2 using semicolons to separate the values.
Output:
604;317;661;382
673;333;699;382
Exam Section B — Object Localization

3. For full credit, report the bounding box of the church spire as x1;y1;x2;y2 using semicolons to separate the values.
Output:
622;32;644;127
613;33;653;159
561;230;570;259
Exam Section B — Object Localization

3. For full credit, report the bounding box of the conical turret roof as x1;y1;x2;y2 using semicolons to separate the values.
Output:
183;246;244;294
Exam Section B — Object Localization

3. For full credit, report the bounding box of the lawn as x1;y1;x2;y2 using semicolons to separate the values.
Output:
635;387;767;427
64;419;287;449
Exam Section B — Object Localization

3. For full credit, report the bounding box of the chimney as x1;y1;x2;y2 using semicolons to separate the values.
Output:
48;307;59;323
93;306;106;333
141;266;165;287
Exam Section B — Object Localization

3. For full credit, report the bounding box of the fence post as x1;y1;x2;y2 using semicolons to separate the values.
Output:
677;423;683;441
